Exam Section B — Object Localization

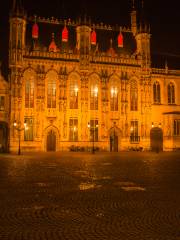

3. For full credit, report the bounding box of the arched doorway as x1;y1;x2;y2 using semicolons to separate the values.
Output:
0;122;8;152
110;134;118;152
47;130;56;151
109;126;121;152
150;127;163;152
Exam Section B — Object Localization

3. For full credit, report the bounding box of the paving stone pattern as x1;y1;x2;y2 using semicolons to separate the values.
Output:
0;152;180;240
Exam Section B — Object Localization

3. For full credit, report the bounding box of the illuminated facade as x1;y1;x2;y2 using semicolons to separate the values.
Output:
1;1;180;152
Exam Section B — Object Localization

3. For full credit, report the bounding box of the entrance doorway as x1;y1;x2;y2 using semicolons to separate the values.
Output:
150;127;163;152
110;132;118;152
0;122;8;152
47;130;56;151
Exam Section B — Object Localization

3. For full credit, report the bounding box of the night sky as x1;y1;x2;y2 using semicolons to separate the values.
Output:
0;0;180;74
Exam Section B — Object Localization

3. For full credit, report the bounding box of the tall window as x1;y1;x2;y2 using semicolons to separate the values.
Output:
47;78;56;108
153;81;161;104
168;83;175;104
24;117;34;141
69;118;78;141
70;79;78;109
90;85;98;110
130;80;138;111
0;96;5;111
89;120;98;141
25;79;34;108
174;120;180;136
130;120;139;142
110;87;118;111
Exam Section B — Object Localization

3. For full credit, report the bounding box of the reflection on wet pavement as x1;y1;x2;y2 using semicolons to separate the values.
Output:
0;151;180;240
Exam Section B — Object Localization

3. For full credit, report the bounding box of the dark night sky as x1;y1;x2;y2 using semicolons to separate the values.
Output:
0;0;180;74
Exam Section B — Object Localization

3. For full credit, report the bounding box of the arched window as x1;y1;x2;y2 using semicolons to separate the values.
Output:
90;84;98;110
25;77;34;108
90;75;99;110
153;81;161;104
168;82;175;104
69;78;78;109
110;87;118;111
110;78;118;111
47;78;56;108
69;118;78;141
130;80;138;111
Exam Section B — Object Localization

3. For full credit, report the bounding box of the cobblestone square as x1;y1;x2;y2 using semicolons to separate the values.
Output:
0;152;180;240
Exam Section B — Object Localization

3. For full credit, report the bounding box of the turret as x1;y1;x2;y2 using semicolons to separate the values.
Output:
135;1;151;67
76;16;91;55
131;0;137;36
9;0;27;66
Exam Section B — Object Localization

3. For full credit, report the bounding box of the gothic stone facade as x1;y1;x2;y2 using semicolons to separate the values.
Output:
6;5;180;153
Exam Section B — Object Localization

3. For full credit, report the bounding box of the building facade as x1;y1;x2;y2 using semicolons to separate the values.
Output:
0;67;9;152
5;1;180;153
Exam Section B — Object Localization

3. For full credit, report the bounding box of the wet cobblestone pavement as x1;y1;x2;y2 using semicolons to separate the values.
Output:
0;152;180;240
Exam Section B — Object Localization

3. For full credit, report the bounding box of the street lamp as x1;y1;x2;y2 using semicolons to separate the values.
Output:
13;120;28;155
88;122;98;154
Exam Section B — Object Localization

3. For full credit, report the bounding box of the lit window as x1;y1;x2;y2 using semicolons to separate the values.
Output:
174;120;180;136
168;82;175;104
90;85;98;110
0;96;5;111
130;80;138;111
130;120;140;142
69;119;78;141
47;79;56;108
153;81;161;104
24;117;34;141
110;87;118;111
25;79;34;108
70;80;78;109
89;120;98;141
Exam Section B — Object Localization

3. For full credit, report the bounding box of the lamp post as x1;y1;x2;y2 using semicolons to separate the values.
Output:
88;122;98;154
13;120;28;155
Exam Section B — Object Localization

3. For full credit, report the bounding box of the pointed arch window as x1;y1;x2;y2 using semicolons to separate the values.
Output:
69;79;78;109
153;81;161;104
69;118;78;141
90;85;98;110
24;117;34;141
47;78;56;108
130;80;138;111
25;78;34;108
110;86;118;111
174;120;180;136
168;82;175;104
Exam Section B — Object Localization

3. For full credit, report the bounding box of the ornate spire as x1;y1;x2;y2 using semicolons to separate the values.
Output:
49;33;57;52
91;26;96;45
62;20;68;42
131;0;137;36
11;0;25;17
118;27;123;48
132;0;135;9
139;0;149;33
107;39;116;57
32;16;39;39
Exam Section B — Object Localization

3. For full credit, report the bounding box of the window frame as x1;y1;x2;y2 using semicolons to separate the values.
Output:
153;81;161;104
168;82;175;104
24;117;34;141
